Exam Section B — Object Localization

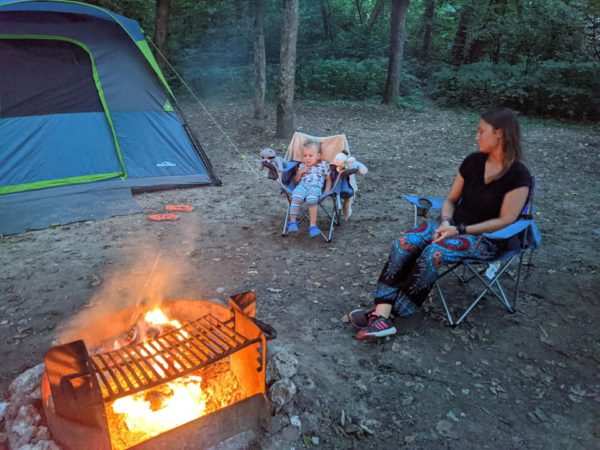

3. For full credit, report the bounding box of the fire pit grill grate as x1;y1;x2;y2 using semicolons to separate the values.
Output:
89;313;261;402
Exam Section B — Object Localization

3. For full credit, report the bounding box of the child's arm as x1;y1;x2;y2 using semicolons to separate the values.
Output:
324;173;332;192
294;166;307;184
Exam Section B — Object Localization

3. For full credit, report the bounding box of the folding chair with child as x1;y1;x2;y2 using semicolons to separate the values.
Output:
271;132;361;242
403;177;541;326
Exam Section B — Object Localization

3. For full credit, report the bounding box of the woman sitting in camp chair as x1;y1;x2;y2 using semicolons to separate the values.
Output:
348;107;532;340
287;140;332;238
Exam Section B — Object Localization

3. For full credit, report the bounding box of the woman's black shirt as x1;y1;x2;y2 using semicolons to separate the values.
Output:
453;152;531;227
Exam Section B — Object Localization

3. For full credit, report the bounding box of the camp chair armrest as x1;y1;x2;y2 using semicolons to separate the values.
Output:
338;168;358;178
482;219;533;240
402;195;444;210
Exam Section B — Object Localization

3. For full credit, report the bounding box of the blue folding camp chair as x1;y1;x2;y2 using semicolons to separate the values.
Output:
276;162;356;242
402;177;541;326
262;132;360;242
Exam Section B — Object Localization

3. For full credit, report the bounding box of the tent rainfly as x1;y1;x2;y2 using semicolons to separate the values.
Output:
0;0;219;233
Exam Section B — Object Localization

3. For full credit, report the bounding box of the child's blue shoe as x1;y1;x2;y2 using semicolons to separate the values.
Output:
308;225;320;238
287;222;298;233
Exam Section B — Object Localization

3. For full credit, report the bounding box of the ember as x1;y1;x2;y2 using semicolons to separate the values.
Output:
112;375;206;435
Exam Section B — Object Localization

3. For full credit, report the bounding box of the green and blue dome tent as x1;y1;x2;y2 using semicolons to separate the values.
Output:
0;0;219;234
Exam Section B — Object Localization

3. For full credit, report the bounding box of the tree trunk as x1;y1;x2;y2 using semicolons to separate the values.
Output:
383;0;410;105
321;0;333;39
367;0;385;33
420;0;435;61
252;0;266;119
154;0;171;72
276;0;299;139
355;0;365;24
450;3;472;66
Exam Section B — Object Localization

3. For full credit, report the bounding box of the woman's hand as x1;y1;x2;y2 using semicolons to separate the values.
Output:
433;223;458;243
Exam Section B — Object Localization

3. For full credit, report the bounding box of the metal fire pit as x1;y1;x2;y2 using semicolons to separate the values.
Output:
41;292;275;450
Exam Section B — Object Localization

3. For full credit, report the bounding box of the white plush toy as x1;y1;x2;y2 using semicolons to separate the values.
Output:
333;152;368;175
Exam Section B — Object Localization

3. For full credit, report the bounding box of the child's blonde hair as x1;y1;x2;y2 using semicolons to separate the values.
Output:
303;139;321;153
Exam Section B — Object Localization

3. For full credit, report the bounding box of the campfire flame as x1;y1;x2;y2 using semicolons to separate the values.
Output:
110;308;206;434
112;375;207;433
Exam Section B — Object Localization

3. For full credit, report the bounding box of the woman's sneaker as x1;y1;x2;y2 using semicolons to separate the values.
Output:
356;316;397;341
348;308;377;329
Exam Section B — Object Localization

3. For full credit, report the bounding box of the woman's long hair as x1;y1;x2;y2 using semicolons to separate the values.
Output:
481;107;523;180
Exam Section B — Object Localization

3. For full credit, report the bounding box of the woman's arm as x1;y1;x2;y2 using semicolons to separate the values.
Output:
463;186;529;235
433;174;463;241
440;173;464;225
434;186;530;242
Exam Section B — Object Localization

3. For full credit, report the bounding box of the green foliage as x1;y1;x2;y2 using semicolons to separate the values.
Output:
295;58;387;99
429;61;600;120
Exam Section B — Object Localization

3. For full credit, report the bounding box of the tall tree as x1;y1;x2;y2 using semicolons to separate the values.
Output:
252;0;266;119
276;0;299;138
321;0;333;40
154;0;171;71
383;0;410;105
420;0;435;61
367;0;386;33
355;0;365;24
450;3;473;66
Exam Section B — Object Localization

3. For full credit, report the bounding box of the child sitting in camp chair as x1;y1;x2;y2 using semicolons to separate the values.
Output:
287;140;332;237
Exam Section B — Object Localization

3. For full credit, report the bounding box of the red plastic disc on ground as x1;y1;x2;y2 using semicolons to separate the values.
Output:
148;213;180;221
165;204;194;212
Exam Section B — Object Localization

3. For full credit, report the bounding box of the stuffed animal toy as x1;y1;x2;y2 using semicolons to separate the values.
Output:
258;147;288;180
332;152;368;175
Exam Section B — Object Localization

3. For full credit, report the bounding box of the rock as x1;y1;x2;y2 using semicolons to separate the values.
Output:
280;424;300;442
344;424;361;434
269;378;297;409
266;351;299;384
446;411;459;423
266;287;282;293
300;412;320;433
33;426;51;442
8;424;36;449
311;435;320;445
8;364;44;399
290;415;301;428
436;419;458;439
216;287;226;294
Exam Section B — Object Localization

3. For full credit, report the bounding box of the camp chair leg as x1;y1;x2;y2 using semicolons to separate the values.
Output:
282;202;292;236
511;252;525;310
524;249;534;279
435;280;456;326
465;259;517;313
412;205;418;228
325;199;340;242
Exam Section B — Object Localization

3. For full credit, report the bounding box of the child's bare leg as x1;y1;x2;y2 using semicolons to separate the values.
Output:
308;205;318;226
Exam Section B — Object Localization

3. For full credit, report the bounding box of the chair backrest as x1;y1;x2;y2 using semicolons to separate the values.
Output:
520;176;536;219
284;132;350;163
517;176;540;250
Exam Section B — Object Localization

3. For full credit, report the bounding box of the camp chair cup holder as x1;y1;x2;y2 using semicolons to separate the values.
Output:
416;197;433;217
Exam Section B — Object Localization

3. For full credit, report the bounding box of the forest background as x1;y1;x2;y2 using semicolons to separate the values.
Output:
88;0;599;129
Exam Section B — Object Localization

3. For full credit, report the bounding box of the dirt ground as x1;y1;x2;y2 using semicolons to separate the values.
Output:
1;100;599;449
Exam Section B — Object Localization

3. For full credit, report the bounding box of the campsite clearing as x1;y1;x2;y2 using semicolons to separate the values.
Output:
1;100;598;449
